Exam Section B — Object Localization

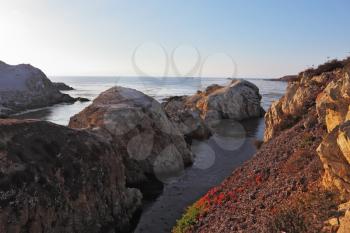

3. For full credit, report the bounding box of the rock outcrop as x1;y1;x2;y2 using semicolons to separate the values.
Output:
317;121;350;199
0;61;75;116
175;58;350;233
53;82;75;91
162;96;211;141
264;69;339;141
0;119;142;233
264;59;350;198
315;71;350;200
163;79;264;140
316;72;350;132
69;86;193;186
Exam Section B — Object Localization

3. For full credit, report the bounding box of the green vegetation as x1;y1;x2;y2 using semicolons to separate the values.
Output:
303;57;350;77
172;204;202;233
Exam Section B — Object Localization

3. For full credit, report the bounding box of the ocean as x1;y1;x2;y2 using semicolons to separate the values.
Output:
15;76;287;127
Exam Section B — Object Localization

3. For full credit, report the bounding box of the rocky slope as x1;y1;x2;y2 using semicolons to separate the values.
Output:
174;58;350;233
0;119;141;233
0;61;75;117
162;79;265;140
69;86;193;187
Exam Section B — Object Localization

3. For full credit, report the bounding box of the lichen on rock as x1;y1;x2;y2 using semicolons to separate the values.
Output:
0;119;141;233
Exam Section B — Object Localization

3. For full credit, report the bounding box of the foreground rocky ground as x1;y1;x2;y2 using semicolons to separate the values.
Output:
0;119;141;233
174;58;350;233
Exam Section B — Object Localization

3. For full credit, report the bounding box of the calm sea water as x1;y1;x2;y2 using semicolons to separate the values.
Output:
15;76;287;127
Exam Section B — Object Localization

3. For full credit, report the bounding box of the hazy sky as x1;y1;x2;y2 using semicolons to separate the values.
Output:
1;0;350;78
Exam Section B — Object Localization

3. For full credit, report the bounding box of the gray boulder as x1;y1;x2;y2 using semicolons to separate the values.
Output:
162;79;265;140
0;61;75;116
69;86;193;185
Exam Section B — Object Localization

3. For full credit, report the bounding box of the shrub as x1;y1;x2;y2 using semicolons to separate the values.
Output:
172;204;202;233
302;59;345;78
173;187;237;233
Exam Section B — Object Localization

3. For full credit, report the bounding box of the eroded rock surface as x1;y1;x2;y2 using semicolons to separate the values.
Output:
0;61;76;116
316;72;350;132
315;70;350;203
69;86;193;185
317;121;350;199
0;119;141;233
163;79;264;140
264;70;340;141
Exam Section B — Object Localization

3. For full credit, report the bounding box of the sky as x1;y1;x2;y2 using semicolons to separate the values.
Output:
0;0;350;78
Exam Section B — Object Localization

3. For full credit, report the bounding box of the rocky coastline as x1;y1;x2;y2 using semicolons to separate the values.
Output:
0;61;86;117
162;79;265;141
6;58;350;232
173;58;350;233
0;61;265;232
4;57;350;232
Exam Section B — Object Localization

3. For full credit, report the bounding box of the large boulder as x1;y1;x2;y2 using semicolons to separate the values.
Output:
69;86;193;185
0;119;141;233
162;79;264;140
0;61;75;116
162;96;211;141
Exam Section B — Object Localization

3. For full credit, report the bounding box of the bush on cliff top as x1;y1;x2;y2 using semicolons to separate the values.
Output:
301;57;350;78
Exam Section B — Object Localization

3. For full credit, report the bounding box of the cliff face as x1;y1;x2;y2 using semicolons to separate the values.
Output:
174;58;350;233
0;61;75;116
0;119;141;233
316;72;350;201
264;61;350;201
264;71;339;141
